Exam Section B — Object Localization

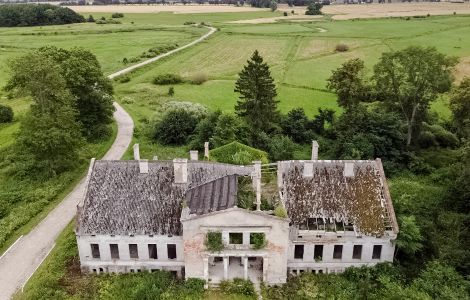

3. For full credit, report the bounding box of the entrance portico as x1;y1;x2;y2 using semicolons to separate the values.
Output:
204;252;268;284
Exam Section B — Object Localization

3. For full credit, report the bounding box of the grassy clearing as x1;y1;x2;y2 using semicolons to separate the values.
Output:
114;15;470;160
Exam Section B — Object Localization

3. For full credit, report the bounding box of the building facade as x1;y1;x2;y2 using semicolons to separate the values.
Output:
75;143;398;284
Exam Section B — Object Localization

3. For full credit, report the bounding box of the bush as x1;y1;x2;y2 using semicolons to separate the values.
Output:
268;135;296;161
189;72;208;85
184;21;196;25
219;278;256;296
274;205;288;218
111;12;124;18
205;231;224;252
87;15;95;22
270;1;278;11
117;75;130;83
168;87;175;96
0;4;85;27
210;141;269;165
0;105;13;123
153;73;183;85
283;12;288;16
250;232;266;249
305;2;323;15
210;113;246;148
335;43;349;52
161;101;208;120
154;109;199;145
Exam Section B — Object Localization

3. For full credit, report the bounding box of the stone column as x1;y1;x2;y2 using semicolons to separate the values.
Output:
243;257;248;280
263;257;268;282
223;257;229;280
203;257;209;288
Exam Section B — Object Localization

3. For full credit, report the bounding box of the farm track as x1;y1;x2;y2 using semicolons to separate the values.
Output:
0;26;216;300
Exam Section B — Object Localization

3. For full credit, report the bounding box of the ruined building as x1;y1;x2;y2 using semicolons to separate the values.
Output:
75;142;398;285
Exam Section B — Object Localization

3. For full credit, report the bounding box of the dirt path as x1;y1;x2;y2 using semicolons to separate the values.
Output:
0;26;216;300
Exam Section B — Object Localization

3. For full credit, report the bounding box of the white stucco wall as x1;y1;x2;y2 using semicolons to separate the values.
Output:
76;234;185;275
287;231;396;273
181;208;290;284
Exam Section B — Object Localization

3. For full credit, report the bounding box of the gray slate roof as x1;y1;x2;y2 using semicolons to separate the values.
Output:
278;159;398;236
76;160;252;236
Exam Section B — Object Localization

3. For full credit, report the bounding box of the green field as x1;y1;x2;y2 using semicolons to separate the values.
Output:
110;14;470;158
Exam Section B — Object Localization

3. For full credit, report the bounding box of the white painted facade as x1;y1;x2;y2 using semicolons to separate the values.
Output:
76;234;185;277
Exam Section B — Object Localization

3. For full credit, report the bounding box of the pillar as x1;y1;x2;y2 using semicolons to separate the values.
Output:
223;257;229;280
263;257;268;282
203;257;209;281
243;257;248;280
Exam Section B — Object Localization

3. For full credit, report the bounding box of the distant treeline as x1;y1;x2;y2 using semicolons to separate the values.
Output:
0;4;85;27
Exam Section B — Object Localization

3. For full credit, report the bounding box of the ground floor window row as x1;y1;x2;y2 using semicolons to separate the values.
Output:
88;266;184;278
294;244;383;261
90;243;177;260
289;267;345;275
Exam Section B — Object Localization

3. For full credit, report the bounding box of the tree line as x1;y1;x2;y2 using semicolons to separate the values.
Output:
0;4;85;27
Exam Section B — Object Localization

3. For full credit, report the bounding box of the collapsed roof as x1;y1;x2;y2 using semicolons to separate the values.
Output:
76;160;252;236
278;159;398;236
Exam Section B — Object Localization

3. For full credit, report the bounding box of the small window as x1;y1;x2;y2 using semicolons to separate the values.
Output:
229;232;243;244
148;244;158;259
167;244;177;260
294;244;304;259
314;245;323;261
353;245;362;259
110;244;119;259
129;244;138;259
90;244;100;259
333;245;343;259
372;245;382;259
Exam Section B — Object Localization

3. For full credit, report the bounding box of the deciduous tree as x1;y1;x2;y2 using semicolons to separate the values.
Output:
450;77;470;139
373;46;456;147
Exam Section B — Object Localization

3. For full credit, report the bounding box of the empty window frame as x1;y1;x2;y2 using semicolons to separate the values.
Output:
372;245;382;259
90;244;100;259
148;244;158;259
110;244;119;259
294;244;304;259
129;244;138;259
333;245;343;259
167;244;177;260
229;232;243;244
314;245;323;261
353;245;363;259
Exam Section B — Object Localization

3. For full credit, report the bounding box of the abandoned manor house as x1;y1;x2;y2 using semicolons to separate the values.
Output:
75;142;399;285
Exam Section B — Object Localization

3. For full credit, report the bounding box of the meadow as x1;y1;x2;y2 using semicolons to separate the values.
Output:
112;13;470;158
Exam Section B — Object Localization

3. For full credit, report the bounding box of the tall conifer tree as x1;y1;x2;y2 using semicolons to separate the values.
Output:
234;50;278;132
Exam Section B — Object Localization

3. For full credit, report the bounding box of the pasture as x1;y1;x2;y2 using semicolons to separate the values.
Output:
115;14;470;127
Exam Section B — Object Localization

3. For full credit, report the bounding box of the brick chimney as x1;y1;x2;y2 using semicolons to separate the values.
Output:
133;144;140;160
190;150;199;161
311;140;319;161
173;158;188;184
252;161;262;211
204;142;210;159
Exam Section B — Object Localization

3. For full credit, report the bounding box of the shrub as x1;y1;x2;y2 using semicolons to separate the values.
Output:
154;109;199;145
122;57;128;64
153;73;183;85
335;43;349;52
87;15;95;23
0;105;13;123
219;278;256;296
184;21;196;25
189;72;208;85
270;1;278;12
210;141;269;165
268;135;296;161
250;232;266;249
168;87;175;96
161;101;208;119
305;2;323;15
117;75;130;83
210;113;245;148
111;12;124;18
283;12;288;16
274;205;288;218
205;231;224;252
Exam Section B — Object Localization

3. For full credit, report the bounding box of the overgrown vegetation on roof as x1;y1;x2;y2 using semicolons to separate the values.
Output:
210;141;269;165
